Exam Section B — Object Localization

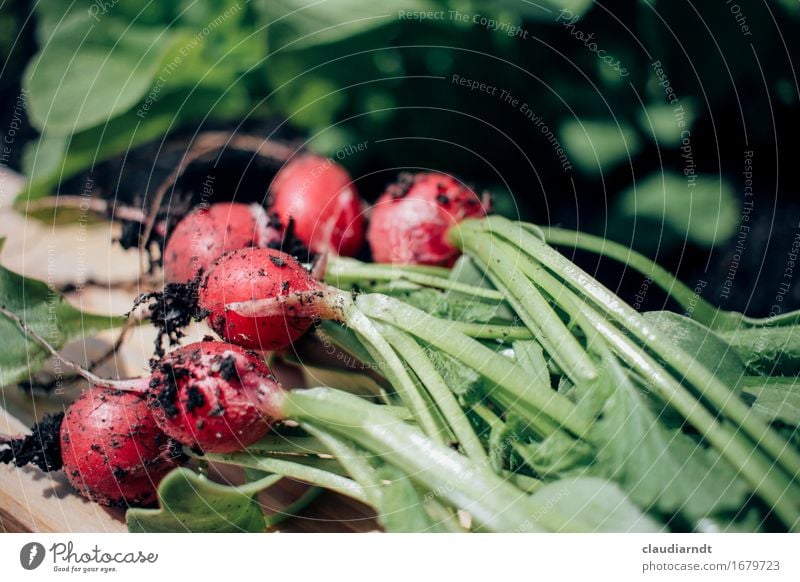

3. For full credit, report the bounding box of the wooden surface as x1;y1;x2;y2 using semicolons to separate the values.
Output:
0;168;377;533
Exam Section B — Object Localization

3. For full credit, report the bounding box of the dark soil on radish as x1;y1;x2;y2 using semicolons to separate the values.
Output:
147;342;283;453
1;390;185;507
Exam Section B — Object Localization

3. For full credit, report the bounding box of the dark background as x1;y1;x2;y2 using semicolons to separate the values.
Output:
2;0;799;315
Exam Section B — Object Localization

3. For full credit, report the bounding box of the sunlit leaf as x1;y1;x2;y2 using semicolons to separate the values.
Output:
126;467;276;532
617;172;738;247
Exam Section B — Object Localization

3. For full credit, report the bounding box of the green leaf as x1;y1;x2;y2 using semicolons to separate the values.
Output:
374;464;445;533
449;255;493;289
126;467;276;532
617;172;738;247
638;101;697;147
516;432;595;477
0;239;126;386
426;348;483;398
741;378;800;425
490;0;594;21
33;2;176;41
21;85;249;200
560;119;641;174
24;15;176;133
590;355;750;520
258;0;431;50
721;326;800;376
21;133;69;193
449;256;516;320
512;340;550;391
529;477;662;532
397;288;504;324
643;311;746;387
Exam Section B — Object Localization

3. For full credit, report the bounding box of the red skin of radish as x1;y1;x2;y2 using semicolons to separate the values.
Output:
199;247;319;351
148;342;282;453
367;173;489;267
163;202;282;284
271;154;365;256
61;388;178;507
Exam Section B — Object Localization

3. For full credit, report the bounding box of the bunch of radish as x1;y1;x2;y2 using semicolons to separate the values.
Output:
0;335;285;506
160;155;488;287
0;154;493;511
4;143;798;534
161;153;368;287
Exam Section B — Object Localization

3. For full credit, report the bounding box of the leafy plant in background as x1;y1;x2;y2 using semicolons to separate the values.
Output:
5;0;800;313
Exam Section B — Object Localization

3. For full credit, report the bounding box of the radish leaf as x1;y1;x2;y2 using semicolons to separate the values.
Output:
643;310;747;387
126;467;274;533
529;477;662;533
742;378;800;425
591;355;750;520
375;464;447;533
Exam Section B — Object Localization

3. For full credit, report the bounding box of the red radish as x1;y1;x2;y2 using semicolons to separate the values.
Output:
1;388;180;507
148;342;282;453
198;247;320;351
61;389;179;506
163;202;282;284
367;172;490;267
270;154;365;256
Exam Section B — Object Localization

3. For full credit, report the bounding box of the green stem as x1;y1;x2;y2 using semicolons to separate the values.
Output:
264;487;324;529
465;216;800;481
247;436;329;456
234;473;284;497
307;423;469;532
326;257;501;299
302;424;384;507
543;227;732;329
336;257;453;278
342;299;448;442
281;388;628;532
462;234;599;385
543;227;800;330
204;452;370;505
423;499;469;532
356;293;591;438
377;324;490;463
330;265;531;341
449;321;534;340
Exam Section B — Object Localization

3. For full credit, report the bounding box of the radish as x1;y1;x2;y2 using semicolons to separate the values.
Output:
270;154;365;256
198;247;320;351
62;389;180;506
163;202;282;284
148;341;282;453
367;172;490;266
1;389;180;507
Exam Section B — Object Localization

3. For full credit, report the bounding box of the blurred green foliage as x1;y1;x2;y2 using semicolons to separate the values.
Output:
5;0;800;277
